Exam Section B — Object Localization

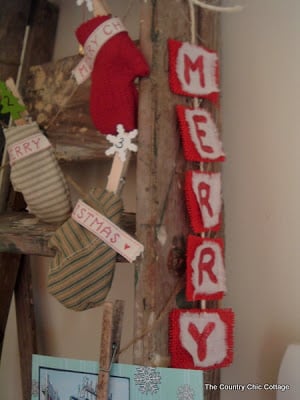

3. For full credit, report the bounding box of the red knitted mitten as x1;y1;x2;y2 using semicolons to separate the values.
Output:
75;15;149;134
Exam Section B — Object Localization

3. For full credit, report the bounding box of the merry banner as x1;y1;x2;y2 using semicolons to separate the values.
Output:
168;38;234;370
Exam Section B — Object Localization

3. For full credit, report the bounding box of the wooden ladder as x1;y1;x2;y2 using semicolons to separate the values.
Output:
0;2;59;399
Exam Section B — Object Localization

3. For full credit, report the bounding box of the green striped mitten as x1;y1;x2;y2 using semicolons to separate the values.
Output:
47;187;123;311
4;121;71;223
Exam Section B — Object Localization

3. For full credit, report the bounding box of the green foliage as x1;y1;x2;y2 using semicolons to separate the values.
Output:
0;81;26;120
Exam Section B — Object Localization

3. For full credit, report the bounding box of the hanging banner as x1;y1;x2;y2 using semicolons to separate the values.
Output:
177;105;225;162
185;170;222;232
169;308;234;370
186;235;226;301
168;39;219;103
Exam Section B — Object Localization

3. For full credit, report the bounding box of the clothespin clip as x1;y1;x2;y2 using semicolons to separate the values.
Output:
99;342;118;373
105;124;138;195
76;0;109;15
97;300;124;400
92;0;110;16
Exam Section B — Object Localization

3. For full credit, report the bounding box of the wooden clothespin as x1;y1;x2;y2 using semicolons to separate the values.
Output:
76;1;136;196
105;124;138;195
92;0;110;16
97;300;124;400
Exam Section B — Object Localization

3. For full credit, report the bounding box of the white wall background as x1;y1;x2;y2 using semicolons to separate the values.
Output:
221;0;300;399
1;1;300;399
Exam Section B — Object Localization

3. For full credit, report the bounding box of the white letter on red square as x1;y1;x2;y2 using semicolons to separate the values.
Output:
186;235;226;301
185;170;222;232
168;39;219;102
177;105;225;162
169;309;234;370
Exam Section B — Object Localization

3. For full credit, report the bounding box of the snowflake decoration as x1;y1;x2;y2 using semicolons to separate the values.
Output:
134;367;162;395
76;0;93;12
177;384;195;400
105;124;138;162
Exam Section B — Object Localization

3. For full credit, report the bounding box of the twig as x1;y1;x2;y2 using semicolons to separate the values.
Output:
118;278;185;355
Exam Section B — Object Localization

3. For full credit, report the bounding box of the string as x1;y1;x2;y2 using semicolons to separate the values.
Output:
122;0;136;22
118;278;185;355
188;0;219;310
45;81;78;132
188;0;196;45
192;0;243;12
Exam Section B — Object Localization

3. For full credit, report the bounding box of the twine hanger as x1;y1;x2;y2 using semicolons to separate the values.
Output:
186;0;240;308
191;0;243;13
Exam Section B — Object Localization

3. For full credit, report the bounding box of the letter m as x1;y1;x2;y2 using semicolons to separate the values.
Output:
184;54;205;88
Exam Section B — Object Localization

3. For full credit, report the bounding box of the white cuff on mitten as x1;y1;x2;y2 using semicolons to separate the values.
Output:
4;122;72;223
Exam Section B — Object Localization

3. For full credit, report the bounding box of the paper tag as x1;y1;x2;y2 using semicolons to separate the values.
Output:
72;17;127;84
7;133;51;165
72;199;144;262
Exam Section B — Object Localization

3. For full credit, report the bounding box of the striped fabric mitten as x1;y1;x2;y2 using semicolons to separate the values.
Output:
4;121;71;223
47;187;123;311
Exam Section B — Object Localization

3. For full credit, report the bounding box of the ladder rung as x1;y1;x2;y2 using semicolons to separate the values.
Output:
0;211;136;258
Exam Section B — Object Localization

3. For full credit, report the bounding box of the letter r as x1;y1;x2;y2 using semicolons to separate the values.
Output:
198;181;213;217
198;246;218;285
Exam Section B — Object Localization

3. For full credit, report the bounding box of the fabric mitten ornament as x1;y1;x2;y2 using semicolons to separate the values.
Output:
73;15;150;134
47;187;123;311
4;121;71;223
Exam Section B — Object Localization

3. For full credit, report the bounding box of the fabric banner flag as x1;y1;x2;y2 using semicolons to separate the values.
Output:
186;235;226;301
176;105;225;162
169;308;234;370
185;170;222;233
168;39;219;103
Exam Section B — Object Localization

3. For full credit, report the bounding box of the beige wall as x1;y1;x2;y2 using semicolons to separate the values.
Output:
221;0;300;399
2;0;300;399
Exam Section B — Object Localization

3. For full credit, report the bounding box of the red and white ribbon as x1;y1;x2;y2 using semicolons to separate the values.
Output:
72;17;127;84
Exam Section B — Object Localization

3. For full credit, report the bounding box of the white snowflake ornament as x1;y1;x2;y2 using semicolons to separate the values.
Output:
177;384;195;400
76;0;94;13
134;367;162;395
105;124;138;162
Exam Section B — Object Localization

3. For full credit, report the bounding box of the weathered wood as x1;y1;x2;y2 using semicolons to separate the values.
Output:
134;2;222;399
134;0;190;366
0;213;57;256
0;1;59;210
97;301;113;400
111;300;125;363
0;0;32;81
96;299;124;399
0;0;31;212
0;253;21;357
19;0;59;89
23;54;140;161
0;212;136;257
0;2;59;383
23;55;110;161
14;256;37;400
